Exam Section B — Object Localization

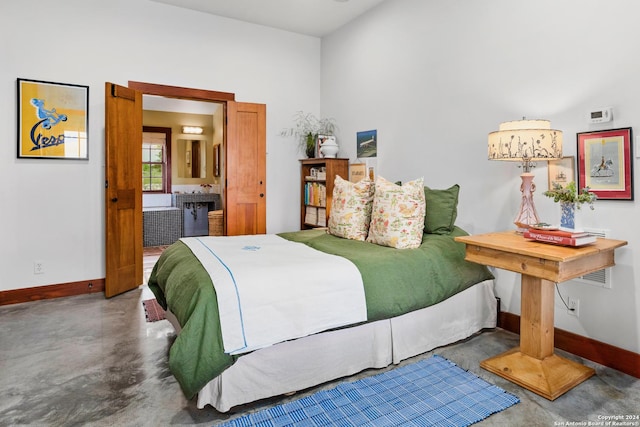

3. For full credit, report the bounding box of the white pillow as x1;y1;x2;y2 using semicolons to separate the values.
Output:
366;176;425;249
328;175;374;241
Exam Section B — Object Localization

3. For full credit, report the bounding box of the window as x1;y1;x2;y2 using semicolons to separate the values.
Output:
142;127;171;192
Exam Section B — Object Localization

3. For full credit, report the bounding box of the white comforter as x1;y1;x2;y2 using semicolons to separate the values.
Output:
181;234;367;355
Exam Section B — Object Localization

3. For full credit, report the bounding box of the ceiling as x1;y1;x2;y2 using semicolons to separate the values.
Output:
150;0;386;37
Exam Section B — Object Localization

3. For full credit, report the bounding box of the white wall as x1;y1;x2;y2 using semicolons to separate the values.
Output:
0;0;319;292
321;0;639;354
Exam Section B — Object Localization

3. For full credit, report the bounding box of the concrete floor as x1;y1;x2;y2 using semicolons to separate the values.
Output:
1;284;639;426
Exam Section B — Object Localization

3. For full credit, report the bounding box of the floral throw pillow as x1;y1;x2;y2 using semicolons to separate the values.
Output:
367;176;426;249
328;175;374;241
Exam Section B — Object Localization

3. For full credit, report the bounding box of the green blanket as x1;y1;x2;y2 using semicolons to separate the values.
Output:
147;227;493;399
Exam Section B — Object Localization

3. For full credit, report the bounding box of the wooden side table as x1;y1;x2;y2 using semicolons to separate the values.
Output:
455;231;627;400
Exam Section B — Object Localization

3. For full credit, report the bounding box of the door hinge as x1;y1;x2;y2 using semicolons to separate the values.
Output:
105;180;108;188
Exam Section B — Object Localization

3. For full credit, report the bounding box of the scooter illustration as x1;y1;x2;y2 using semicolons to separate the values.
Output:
30;98;67;130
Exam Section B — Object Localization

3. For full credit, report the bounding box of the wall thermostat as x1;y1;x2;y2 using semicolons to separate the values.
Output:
588;107;613;124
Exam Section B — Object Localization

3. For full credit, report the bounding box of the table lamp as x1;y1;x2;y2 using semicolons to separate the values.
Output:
488;119;563;232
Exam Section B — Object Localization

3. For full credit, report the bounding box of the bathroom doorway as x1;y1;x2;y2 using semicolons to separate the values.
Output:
128;80;267;237
141;98;223;247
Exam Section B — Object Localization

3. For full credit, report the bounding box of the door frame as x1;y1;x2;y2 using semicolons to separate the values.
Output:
128;80;235;241
128;81;235;103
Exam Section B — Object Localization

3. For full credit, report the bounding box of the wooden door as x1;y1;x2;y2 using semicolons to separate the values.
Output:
105;83;143;297
225;102;267;235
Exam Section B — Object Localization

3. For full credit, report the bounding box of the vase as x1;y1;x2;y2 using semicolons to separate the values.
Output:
560;201;577;229
305;133;316;158
320;137;339;158
305;144;315;158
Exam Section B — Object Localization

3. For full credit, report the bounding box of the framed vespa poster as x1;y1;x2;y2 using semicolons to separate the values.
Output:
17;78;89;159
577;128;633;200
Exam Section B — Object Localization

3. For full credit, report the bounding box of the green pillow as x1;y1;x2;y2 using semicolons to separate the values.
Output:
423;184;460;234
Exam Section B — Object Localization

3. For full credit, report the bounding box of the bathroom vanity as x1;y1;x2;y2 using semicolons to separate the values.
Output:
143;193;221;246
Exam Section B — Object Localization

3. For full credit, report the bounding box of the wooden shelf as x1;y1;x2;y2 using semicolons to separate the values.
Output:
300;158;349;230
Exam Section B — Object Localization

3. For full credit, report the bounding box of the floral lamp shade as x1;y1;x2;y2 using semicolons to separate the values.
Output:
488;120;562;166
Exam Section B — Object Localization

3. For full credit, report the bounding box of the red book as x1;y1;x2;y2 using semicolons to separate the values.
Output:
523;230;596;246
528;227;590;238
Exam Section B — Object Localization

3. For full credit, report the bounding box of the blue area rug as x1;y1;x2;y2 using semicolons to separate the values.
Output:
220;355;519;427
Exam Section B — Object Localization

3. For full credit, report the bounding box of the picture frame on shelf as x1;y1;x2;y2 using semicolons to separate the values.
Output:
547;156;574;190
365;157;377;182
349;163;366;183
316;134;328;158
577;128;633;200
17;78;89;159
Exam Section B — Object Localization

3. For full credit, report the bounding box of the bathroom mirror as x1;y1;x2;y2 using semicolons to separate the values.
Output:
178;139;207;178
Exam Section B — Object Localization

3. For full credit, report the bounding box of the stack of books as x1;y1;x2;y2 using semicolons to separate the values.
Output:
304;182;327;207
305;206;318;225
317;207;327;227
305;206;327;227
523;227;597;247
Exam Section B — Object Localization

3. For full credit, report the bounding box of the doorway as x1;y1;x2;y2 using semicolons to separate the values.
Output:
141;98;223;247
105;81;266;297
128;80;267;238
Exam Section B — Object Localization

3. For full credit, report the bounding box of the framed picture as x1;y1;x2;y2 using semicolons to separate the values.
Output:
349;163;366;183
577;128;633;200
17;78;89;159
357;129;377;158
368;165;375;181
547;156;574;190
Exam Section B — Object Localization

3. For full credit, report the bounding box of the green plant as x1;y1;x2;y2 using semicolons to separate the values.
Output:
280;111;337;156
543;181;597;210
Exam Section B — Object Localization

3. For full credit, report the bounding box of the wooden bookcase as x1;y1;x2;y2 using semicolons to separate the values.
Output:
300;158;349;230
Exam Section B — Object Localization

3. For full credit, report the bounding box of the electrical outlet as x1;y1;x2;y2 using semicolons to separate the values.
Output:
567;297;579;317
34;261;44;275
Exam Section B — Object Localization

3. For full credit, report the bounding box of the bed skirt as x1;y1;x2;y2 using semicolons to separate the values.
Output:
165;279;496;412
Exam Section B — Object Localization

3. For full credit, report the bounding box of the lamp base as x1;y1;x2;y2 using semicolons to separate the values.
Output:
514;172;540;233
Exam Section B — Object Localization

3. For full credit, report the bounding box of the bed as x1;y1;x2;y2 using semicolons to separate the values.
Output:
148;226;496;412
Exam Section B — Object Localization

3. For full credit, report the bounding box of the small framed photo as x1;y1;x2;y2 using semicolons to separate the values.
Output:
349;163;366;183
17;78;89;159
547;156;574;190
577;128;633;200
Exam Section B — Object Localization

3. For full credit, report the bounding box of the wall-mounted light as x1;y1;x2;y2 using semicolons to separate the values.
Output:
182;126;204;135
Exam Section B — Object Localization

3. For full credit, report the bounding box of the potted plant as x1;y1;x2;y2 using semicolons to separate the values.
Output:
543;181;597;229
280;111;337;158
